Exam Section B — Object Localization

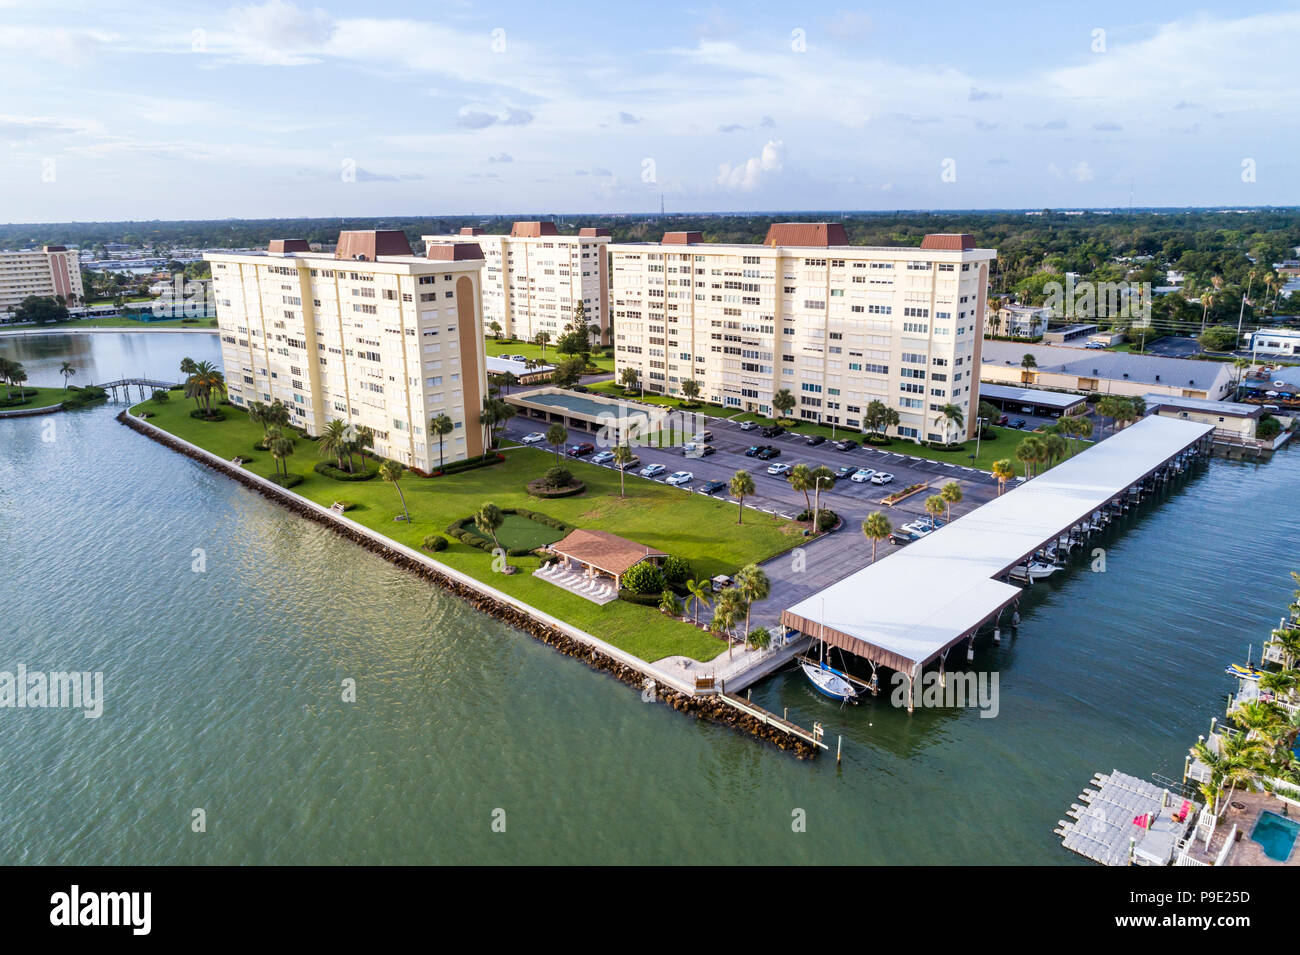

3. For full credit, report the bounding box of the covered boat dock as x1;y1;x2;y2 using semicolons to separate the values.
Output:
781;415;1215;708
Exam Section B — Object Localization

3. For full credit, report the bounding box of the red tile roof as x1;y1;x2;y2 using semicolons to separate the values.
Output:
662;231;703;244
268;239;311;254
510;221;560;238
763;223;848;247
920;233;976;251
335;230;412;260
426;242;484;261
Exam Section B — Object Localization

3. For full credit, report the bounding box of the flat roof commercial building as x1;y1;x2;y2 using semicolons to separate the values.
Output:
1142;393;1263;439
206;231;489;473
981;341;1234;401
608;225;997;442
0;246;85;316
422;223;609;346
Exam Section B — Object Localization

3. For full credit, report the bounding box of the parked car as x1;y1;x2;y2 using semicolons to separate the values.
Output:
665;470;693;486
739;420;756;431
510;354;526;361
805;434;826;446
744;444;762;457
756;446;781;460
995;413;1009;425
640;463;666;478
766;462;791;476
520;432;546;444
692;430;714;442
835;465;855;478
701;479;727;495
1010;418;1027;429
833;438;859;451
870;472;895;485
615;455;641;470
889;529;919;545
591;450;616;464
681;443;716;457
1085;341;1105;349
850;467;877;483
566;442;595;457
759;425;786;438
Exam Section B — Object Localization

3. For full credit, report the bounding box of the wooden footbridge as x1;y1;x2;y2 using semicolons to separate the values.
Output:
97;378;179;401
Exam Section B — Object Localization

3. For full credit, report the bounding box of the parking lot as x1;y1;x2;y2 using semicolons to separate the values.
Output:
503;412;1003;629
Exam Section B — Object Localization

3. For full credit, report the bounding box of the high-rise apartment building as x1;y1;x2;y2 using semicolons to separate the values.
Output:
608;225;996;442
422;222;609;345
206;230;489;472
0;246;85;315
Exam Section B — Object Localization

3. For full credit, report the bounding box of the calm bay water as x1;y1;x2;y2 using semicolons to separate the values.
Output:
1;332;1295;865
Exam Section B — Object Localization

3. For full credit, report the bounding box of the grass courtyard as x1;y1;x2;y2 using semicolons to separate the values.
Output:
130;395;803;663
0;386;73;411
484;337;615;373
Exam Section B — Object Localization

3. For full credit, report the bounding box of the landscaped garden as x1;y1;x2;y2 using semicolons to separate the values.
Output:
0;385;74;412
484;337;615;374
129;393;804;662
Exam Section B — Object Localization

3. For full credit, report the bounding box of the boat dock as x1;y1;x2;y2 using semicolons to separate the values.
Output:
1055;770;1197;866
780;416;1216;709
717;690;830;751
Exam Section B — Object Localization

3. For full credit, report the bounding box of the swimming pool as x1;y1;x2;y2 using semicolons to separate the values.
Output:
1249;811;1299;862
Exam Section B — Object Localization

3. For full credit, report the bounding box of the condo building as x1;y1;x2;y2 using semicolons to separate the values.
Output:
206;230;489;472
421;222;609;345
0;246;85;315
608;225;997;442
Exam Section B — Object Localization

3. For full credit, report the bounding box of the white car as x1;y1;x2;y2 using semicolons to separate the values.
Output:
870;472;895;485
640;463;666;478
901;522;935;537
739;420;756;431
665;470;693;486
590;450;616;464
520;432;546;444
767;462;791;476
850;467;877;483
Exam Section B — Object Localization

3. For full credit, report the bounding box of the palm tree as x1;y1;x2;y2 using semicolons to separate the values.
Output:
0;358;16;401
353;425;375;471
1020;353;1037;384
319;418;352;471
546;423;568;464
58;362;75;391
992;459;1015;495
268;433;295;477
379;460;410;523
185;360;225;417
733;563;770;640
1267;627;1300;669
612;444;634;497
619;366;639;392
247;401;269;436
658;589;683;617
1043;433;1067;468
1258;669;1297;704
430;413;454;471
787;463;814;513
714;587;747;658
771;388;795;422
499;371;518;396
488;320;503;341
1232;700;1287;747
730;469;756;525
534;330;551;357
939;480;963;521
747;626;772;653
862;511;891;562
924;494;946;526
933;404;964;444
474;501;505;552
685;578;712;627
1199;291;1214;333
1016;436;1044;478
180;357;199;409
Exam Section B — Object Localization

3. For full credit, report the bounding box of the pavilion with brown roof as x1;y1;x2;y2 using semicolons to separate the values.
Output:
545;528;665;589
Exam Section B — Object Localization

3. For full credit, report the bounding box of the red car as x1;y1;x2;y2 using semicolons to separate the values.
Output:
996;413;1009;425
566;443;595;457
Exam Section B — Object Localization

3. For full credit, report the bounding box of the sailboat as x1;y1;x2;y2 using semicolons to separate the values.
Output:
801;642;859;703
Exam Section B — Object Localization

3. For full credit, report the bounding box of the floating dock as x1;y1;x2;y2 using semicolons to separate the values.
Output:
1055;770;1197;866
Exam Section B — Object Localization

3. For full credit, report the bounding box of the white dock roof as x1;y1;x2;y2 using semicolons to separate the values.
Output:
782;415;1214;671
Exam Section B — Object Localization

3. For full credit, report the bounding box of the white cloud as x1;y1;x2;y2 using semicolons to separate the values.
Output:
716;140;783;190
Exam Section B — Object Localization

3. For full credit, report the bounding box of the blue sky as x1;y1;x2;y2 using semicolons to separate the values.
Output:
1;0;1297;222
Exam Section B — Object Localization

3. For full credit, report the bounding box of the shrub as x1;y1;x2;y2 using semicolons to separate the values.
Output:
661;555;693;587
422;534;449;552
544;466;573;489
433;453;506;476
797;508;839;531
151;389;170;403
618;589;663;607
1258;415;1282;439
267;472;302;488
313;460;377;481
189;408;226;421
621;561;664;595
526;480;586;498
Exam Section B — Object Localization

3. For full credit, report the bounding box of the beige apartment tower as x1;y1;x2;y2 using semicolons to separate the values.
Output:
608;225;996;442
206;231;489;473
0;246;85;316
422;222;609;346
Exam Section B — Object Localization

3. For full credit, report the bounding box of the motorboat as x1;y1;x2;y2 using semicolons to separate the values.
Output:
1009;560;1059;582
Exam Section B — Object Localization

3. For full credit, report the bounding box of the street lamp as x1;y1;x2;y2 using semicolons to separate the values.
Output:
972;416;986;466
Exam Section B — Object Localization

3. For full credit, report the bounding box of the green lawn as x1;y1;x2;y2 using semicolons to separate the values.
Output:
585;380;735;418
131;396;803;662
0;386;72;411
485;337;615;373
461;512;568;550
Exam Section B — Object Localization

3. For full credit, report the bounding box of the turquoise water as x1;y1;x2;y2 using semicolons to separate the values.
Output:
2;332;1297;865
1250;811;1299;862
